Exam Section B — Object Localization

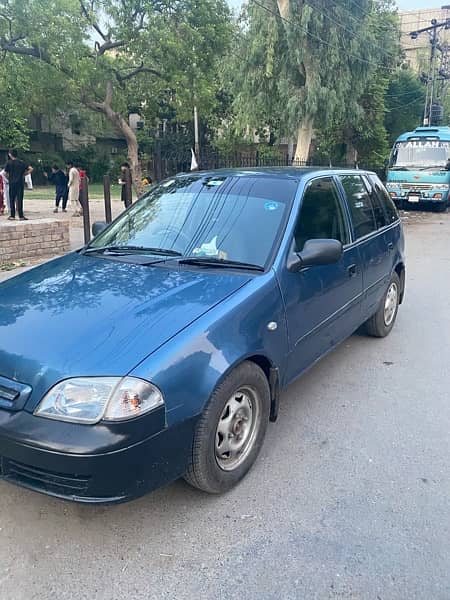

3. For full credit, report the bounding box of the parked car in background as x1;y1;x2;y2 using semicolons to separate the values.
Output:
0;168;405;503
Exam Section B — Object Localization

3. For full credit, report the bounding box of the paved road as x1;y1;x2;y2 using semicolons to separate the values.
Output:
0;211;449;599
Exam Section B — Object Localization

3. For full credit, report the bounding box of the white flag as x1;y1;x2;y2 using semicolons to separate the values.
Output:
190;148;199;171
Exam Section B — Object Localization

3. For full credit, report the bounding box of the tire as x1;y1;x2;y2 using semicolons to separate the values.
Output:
365;272;401;338
185;361;270;494
435;202;448;213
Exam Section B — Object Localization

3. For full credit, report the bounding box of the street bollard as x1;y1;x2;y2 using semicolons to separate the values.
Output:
124;168;132;208
103;175;112;223
80;178;91;244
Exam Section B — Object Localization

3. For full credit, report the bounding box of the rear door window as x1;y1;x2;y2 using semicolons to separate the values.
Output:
362;175;388;229
369;175;400;224
339;175;377;240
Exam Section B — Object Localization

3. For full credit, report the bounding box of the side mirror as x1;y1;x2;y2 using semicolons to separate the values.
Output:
92;221;108;237
288;239;343;272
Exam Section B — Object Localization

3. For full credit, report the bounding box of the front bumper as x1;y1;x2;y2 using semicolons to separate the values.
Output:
0;414;197;503
387;189;448;207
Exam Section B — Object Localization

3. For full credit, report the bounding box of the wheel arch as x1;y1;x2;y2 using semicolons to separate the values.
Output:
228;354;281;424
394;261;406;303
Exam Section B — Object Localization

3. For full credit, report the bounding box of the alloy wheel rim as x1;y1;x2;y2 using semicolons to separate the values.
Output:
215;386;261;471
384;282;398;326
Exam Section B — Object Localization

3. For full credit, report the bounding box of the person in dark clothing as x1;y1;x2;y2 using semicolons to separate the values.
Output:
119;162;132;206
4;149;32;220
44;165;69;213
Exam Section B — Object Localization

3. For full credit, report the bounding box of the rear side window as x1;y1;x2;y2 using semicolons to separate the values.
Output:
294;177;349;251
339;175;377;239
362;176;388;229
369;175;399;224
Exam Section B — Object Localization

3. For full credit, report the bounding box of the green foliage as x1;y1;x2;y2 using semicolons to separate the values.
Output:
385;68;426;144
0;0;232;168
64;147;111;182
229;0;401;159
211;131;253;155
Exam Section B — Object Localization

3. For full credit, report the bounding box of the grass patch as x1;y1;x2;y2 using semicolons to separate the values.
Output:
26;184;122;202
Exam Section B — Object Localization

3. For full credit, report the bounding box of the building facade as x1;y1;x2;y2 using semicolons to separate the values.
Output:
399;7;450;71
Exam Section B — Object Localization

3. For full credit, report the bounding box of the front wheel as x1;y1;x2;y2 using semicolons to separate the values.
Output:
435;202;448;213
185;361;270;494
365;272;401;338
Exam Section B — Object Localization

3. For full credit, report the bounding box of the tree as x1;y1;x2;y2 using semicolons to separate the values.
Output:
230;0;400;161
385;68;426;144
0;0;231;190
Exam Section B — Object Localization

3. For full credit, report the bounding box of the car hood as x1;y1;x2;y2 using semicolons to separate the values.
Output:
0;253;250;400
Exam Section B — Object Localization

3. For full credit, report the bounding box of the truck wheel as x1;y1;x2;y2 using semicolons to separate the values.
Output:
365;272;401;338
185;361;270;494
436;202;448;213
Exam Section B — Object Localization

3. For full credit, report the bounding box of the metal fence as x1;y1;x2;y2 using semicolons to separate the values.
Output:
152;150;385;182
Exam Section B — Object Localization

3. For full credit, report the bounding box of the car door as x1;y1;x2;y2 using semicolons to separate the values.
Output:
337;174;392;321
279;176;364;383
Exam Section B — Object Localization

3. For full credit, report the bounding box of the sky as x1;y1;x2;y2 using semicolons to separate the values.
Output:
228;1;436;10
396;0;436;8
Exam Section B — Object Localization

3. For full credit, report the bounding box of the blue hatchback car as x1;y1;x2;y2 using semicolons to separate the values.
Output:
0;168;405;503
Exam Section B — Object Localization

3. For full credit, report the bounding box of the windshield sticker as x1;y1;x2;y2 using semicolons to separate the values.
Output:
264;201;280;211
398;141;450;149
206;179;225;187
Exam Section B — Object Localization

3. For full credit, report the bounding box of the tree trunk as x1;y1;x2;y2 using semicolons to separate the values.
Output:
344;134;358;167
294;115;314;163
84;81;144;197
123;127;143;197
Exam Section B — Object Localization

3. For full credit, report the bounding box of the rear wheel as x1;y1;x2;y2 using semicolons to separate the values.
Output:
365;272;400;338
185;361;270;494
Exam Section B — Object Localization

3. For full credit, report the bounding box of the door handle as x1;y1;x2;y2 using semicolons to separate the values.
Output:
387;242;394;251
347;264;357;277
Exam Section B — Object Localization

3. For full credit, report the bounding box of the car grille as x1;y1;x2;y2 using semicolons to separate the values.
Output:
400;183;433;190
0;457;91;497
0;377;32;411
0;385;19;404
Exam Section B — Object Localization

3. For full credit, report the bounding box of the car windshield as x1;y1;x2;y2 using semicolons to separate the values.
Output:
391;140;450;168
88;175;298;268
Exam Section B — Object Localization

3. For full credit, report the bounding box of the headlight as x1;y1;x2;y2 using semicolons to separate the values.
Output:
34;377;164;424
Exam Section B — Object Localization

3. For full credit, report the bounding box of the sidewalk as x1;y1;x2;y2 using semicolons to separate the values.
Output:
0;188;125;282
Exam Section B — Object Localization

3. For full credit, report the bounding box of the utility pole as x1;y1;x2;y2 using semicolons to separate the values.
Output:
410;14;450;125
193;105;200;157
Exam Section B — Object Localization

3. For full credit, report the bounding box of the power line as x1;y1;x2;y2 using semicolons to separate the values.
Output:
250;0;395;72
305;1;397;62
385;88;425;99
385;95;424;111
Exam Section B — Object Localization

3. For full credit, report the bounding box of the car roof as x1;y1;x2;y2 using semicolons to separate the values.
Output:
174;166;376;181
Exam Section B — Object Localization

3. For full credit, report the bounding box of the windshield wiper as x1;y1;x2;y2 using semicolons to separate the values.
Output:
83;245;182;256
178;257;264;271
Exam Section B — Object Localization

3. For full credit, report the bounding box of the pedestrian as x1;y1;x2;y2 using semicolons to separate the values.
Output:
25;172;33;190
66;161;81;216
0;169;10;215
0;172;4;216
119;162;132;205
44;164;68;213
4;149;33;221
